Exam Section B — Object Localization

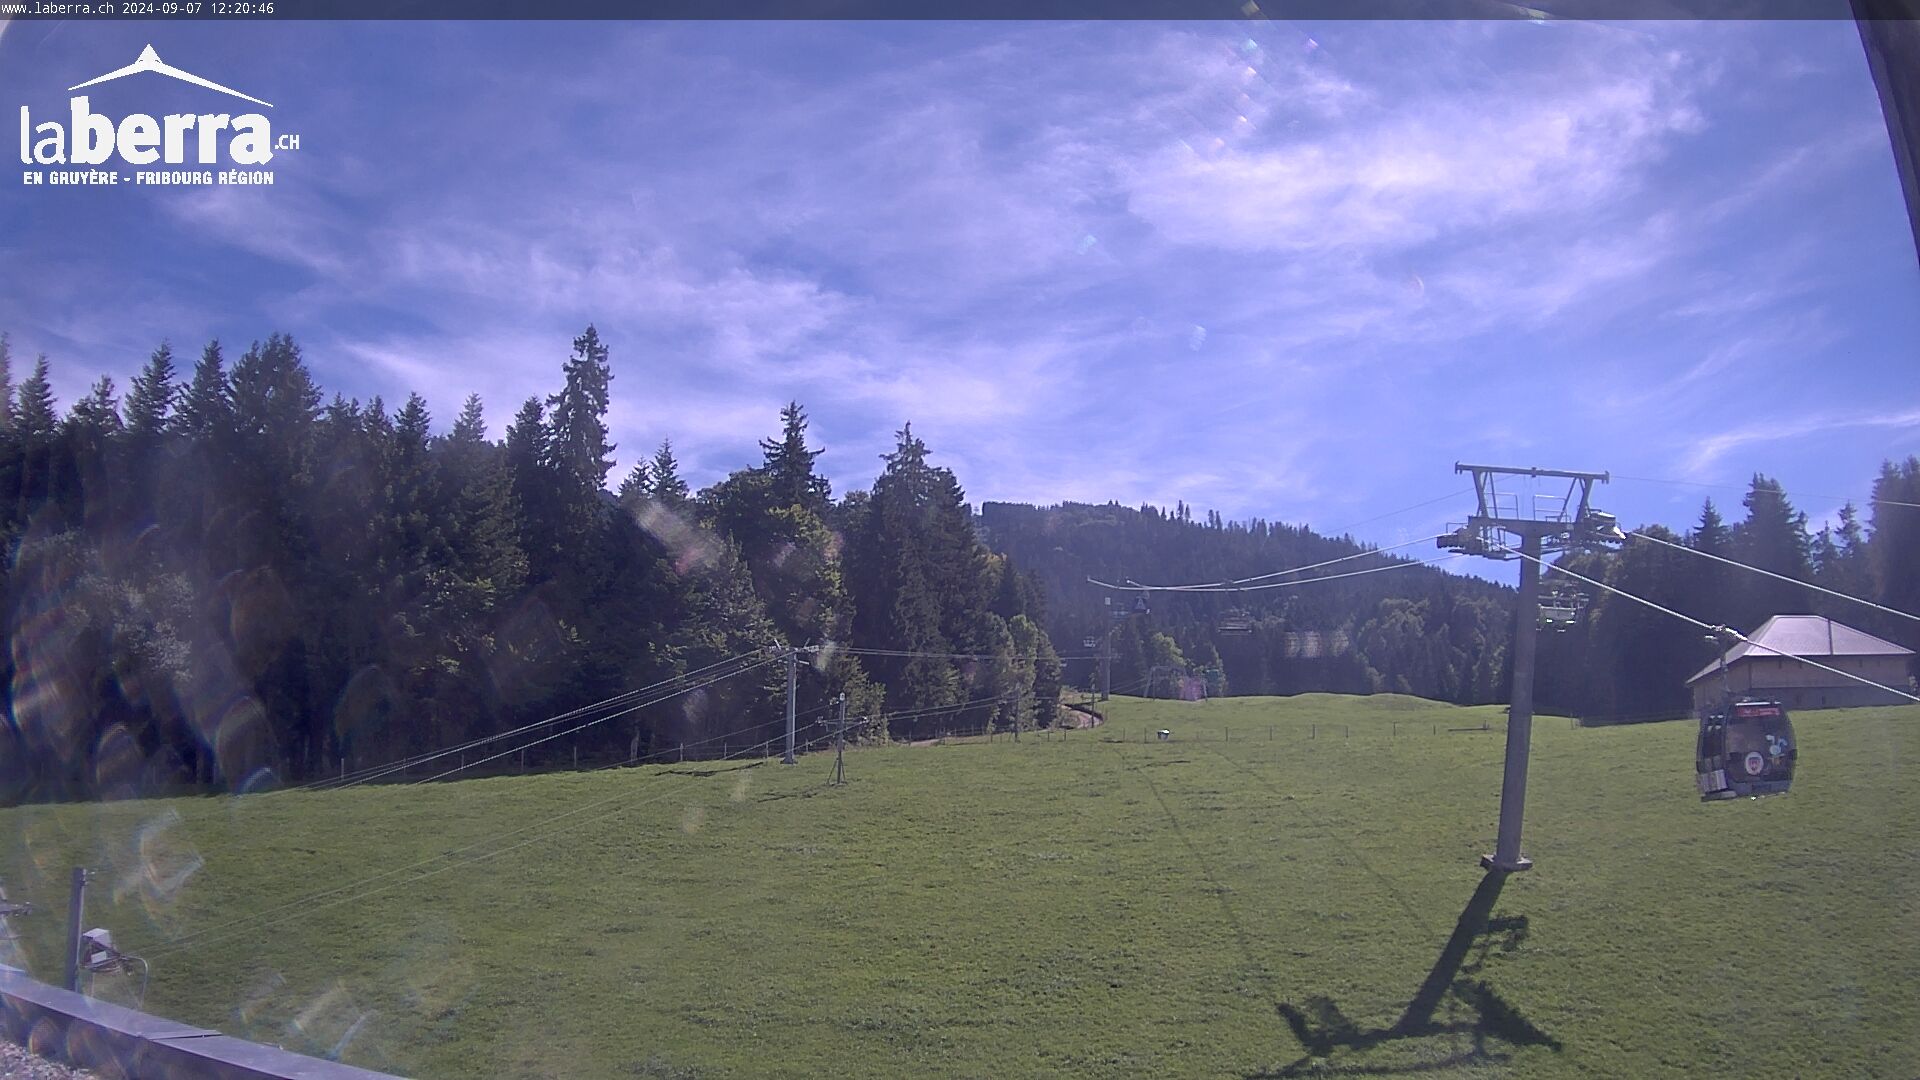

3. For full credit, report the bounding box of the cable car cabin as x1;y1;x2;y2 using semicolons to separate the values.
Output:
1697;700;1796;801
1217;609;1253;634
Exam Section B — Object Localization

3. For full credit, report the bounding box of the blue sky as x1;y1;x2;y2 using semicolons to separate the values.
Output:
2;19;1916;582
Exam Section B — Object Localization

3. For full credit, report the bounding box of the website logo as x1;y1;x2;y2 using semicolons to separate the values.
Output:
19;44;300;188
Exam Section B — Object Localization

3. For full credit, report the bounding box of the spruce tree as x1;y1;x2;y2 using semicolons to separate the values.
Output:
172;341;231;440
14;356;56;441
759;400;829;513
617;460;652;514
505;396;559;582
649;439;689;505
449;393;488;447
547;325;615;492
125;342;177;440
1823;502;1873;602
1732;474;1813;627
69;377;123;434
1869;458;1920;647
0;332;13;433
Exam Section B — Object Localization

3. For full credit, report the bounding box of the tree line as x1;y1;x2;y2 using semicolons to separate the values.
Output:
0;329;1060;803
1534;469;1920;721
982;467;1920;722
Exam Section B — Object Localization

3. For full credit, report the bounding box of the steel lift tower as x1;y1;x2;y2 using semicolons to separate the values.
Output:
1441;463;1622;873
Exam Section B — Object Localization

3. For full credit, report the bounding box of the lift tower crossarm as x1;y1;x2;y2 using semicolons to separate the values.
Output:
1453;463;1610;483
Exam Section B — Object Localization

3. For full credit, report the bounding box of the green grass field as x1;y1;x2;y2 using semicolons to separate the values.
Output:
3;694;1917;1078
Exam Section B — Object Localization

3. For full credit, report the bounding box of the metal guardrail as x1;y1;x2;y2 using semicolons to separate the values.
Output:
0;965;403;1080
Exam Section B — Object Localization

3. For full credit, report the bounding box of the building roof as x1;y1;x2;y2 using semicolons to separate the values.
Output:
1687;615;1915;685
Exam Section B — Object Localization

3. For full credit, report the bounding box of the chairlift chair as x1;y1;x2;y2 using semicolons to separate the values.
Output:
1216;587;1253;634
1697;699;1796;801
1537;585;1583;632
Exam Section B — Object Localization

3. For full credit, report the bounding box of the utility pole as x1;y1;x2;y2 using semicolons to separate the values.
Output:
831;693;848;785
63;867;86;992
783;647;799;765
1442;463;1620;873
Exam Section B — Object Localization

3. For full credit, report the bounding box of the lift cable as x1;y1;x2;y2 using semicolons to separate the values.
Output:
1091;533;1446;593
1629;530;1920;626
1090;551;1463;594
1493;541;1920;705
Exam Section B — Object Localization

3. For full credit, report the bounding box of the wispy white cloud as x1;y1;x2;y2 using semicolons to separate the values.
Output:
1686;407;1920;477
5;19;1908;539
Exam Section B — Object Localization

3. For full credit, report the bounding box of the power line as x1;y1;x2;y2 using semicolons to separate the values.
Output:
1092;534;1447;593
1630;530;1920;626
1091;551;1464;594
1326;490;1474;535
407;655;783;786
1493;541;1920;705
835;646;1101;662
303;648;772;792
870;685;1032;726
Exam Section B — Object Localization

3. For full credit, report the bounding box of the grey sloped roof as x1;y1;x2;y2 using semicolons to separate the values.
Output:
1686;615;1915;685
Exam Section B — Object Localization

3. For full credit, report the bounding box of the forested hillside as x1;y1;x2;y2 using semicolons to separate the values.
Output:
0;329;1058;803
979;501;1516;704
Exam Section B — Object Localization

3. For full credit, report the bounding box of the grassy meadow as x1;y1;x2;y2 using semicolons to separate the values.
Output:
2;694;1916;1078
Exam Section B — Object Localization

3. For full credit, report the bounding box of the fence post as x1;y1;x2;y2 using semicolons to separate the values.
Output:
63;867;86;993
1312;724;1316;739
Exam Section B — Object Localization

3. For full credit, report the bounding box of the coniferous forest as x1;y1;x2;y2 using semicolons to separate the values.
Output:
1;327;1916;803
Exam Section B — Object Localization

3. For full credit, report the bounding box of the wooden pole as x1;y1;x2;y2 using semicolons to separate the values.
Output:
63;867;86;992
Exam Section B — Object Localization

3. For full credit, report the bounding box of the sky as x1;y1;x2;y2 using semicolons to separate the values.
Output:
2;18;1916;585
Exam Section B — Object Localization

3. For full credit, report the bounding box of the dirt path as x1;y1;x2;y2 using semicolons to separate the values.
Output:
902;703;1103;747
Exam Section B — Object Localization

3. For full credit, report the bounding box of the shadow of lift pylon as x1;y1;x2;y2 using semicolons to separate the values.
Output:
1255;871;1563;1077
